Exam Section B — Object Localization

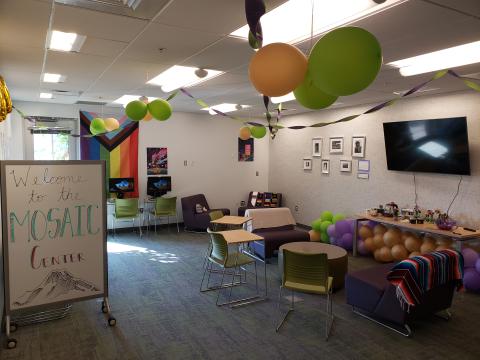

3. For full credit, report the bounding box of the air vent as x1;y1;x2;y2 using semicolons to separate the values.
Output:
52;89;83;96
75;100;108;105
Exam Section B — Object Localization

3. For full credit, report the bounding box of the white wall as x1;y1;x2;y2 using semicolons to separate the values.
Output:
139;112;270;220
269;91;480;228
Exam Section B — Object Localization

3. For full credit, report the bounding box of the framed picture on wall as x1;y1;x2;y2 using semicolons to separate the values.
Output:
312;137;322;157
329;137;344;154
147;147;168;175
303;158;312;170
340;160;352;172
352;136;366;158
358;159;370;172
321;159;330;174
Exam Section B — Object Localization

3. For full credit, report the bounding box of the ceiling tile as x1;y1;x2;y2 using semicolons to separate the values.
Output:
80;37;127;58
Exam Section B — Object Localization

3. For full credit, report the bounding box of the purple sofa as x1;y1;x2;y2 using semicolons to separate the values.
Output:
346;263;456;336
181;194;230;232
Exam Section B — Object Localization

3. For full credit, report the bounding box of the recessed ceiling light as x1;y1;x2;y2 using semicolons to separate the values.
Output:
201;103;250;115
43;73;64;83
230;0;406;45
48;30;86;52
387;40;480;76
39;92;53;99
113;95;157;107
271;92;296;104
147;65;224;92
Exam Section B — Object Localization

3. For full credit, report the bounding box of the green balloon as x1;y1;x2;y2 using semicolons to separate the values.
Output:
332;213;346;224
90;118;106;135
320;220;332;232
308;27;382;96
311;218;323;232
320;211;333;222
148;99;172;121
293;73;337;109
125;100;147;121
250;126;267;139
320;232;330;244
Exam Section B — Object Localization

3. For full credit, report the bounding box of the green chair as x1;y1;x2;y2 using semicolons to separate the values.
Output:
200;229;259;306
276;250;334;340
202;211;227;269
112;198;142;236
148;197;179;233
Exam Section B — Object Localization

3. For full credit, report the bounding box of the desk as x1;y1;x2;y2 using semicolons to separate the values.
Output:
217;229;267;307
211;216;252;228
353;215;480;256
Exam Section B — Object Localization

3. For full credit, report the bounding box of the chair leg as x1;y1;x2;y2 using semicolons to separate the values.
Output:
325;291;334;340
167;215;170;231
200;260;211;292
154;216;157;234
254;261;259;295
176;214;179;233
216;268;227;306
276;286;294;332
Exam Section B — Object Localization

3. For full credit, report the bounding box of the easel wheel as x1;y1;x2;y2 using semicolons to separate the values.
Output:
10;322;17;332
108;317;117;326
101;301;108;314
6;338;17;349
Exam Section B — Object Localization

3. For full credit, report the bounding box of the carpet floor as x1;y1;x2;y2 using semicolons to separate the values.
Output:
1;228;479;360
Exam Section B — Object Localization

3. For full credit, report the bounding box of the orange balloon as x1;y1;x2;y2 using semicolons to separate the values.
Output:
239;127;251;140
391;244;409;261
420;241;436;254
373;234;384;249
249;43;308;97
143;112;153;121
383;229;402;248
379;246;394;262
409;251;421;258
364;237;375;252
309;230;321;242
404;236;421;252
359;225;373;240
373;224;387;235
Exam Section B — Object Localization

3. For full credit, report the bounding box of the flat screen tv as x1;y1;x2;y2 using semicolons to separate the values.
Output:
147;176;171;197
109;177;135;195
383;117;470;175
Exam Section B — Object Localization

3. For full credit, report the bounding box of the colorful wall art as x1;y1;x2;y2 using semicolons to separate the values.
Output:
147;147;168;175
239;138;254;161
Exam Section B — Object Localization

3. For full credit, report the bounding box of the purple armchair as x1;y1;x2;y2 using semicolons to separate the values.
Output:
181;194;230;232
346;263;456;336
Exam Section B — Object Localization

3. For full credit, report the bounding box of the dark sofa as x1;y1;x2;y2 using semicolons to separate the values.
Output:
181;194;230;232
238;191;282;216
346;263;456;336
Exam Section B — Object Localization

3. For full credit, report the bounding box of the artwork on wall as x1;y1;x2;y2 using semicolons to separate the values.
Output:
321;159;330;174
358;159;370;172
147;147;168;175
239;137;254;161
352;136;366;158
358;172;369;180
303;158;312;170
312;137;322;157
340;160;352;172
329;137;344;154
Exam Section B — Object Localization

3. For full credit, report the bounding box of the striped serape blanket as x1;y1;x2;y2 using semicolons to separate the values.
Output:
387;249;464;311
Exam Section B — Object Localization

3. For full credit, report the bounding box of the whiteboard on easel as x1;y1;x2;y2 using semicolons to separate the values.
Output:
1;160;107;313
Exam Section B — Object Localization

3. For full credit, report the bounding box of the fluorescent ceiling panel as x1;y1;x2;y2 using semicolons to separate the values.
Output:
230;0;406;45
147;65;225;92
388;40;480;76
48;30;86;52
201;103;250;115
43;73;64;83
113;95;157;107
39;92;53;99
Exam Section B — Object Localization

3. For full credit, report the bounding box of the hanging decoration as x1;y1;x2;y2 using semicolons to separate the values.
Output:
0;75;13;122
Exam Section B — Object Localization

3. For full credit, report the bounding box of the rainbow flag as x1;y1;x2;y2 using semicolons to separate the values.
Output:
79;111;139;197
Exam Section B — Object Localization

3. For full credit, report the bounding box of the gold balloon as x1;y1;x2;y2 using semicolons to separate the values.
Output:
104;117;120;132
379;246;394;262
359;225;373;240
249;43;308;97
420;241;436;254
364;237;375;252
383;229;402;248
0;91;7;122
373;233;384;249
0;76;12;114
409;251;421;258
373;224;387;235
309;230;321;242
391;244;409;261
404;236;421;252
143;112;153;121
239;126;251;141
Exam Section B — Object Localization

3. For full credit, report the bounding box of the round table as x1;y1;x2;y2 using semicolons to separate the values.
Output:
278;242;348;290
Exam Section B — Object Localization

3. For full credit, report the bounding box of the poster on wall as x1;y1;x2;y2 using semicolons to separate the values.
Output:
0;161;107;313
238;138;254;162
147;147;168;175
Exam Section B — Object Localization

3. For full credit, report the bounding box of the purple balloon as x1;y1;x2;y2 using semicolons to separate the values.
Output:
462;248;479;268
348;219;355;233
327;224;336;238
476;258;480;274
464;268;480;292
368;220;378;228
335;220;351;237
357;239;370;256
330;237;337;246
341;233;353;250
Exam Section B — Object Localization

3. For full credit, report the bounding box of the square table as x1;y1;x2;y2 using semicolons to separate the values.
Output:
210;216;252;230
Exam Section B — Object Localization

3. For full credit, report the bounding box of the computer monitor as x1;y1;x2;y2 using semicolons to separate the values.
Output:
109;177;134;198
147;176;171;197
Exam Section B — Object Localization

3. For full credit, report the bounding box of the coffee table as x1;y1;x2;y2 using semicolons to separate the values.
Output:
278;242;348;290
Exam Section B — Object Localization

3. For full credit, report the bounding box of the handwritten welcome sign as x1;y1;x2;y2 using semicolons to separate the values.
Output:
1;161;106;312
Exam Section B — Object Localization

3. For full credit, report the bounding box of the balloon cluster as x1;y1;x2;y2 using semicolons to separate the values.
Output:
239;125;267;140
463;247;480;293
125;97;172;122
310;211;352;248
357;222;457;262
0;76;13;122
89;117;120;136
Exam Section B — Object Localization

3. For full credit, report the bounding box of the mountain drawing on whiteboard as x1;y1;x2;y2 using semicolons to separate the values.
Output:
13;269;100;307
